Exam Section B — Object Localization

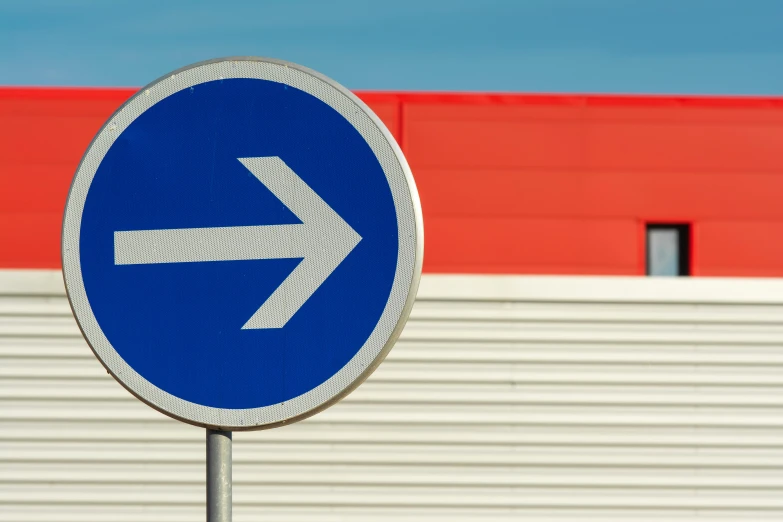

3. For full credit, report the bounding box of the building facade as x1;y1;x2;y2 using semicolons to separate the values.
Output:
1;88;783;520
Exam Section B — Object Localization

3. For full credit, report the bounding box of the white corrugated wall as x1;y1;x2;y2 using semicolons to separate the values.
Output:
2;270;783;521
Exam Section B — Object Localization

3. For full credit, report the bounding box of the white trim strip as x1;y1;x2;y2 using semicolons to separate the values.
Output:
5;270;783;304
418;274;783;303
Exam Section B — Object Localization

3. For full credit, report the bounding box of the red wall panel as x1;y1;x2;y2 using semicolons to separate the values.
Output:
416;169;783;221
2;87;783;276
400;93;783;275
0;88;401;270
697;221;783;277
427;216;639;275
0;88;135;268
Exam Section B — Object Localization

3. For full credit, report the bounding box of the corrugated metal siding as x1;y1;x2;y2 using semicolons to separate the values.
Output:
2;270;783;521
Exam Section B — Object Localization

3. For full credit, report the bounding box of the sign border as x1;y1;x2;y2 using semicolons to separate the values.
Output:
61;57;423;430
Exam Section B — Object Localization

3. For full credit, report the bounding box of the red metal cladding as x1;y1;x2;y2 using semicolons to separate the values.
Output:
1;87;783;276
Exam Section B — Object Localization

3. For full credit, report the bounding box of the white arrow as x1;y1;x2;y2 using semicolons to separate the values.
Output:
113;156;362;330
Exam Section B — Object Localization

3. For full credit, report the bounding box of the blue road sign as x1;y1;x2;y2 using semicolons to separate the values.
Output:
62;58;423;430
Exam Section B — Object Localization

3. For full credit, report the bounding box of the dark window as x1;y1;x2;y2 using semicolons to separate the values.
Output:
646;224;690;276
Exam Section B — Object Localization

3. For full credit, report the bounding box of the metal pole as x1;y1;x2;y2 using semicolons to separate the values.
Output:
207;429;232;522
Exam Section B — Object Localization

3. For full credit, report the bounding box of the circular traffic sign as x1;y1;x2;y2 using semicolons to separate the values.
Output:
62;57;423;430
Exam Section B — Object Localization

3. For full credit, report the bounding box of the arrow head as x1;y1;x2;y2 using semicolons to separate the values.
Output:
238;157;362;329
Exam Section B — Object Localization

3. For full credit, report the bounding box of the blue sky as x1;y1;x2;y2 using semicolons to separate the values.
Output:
1;0;782;94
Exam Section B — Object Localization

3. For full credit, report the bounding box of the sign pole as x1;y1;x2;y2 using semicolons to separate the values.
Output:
206;429;232;522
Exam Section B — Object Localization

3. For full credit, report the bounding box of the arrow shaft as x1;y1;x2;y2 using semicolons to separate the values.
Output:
114;224;309;265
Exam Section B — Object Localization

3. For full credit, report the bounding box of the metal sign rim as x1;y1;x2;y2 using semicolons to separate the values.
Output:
61;56;423;430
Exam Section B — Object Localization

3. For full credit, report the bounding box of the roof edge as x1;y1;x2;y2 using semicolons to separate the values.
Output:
2;86;783;108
